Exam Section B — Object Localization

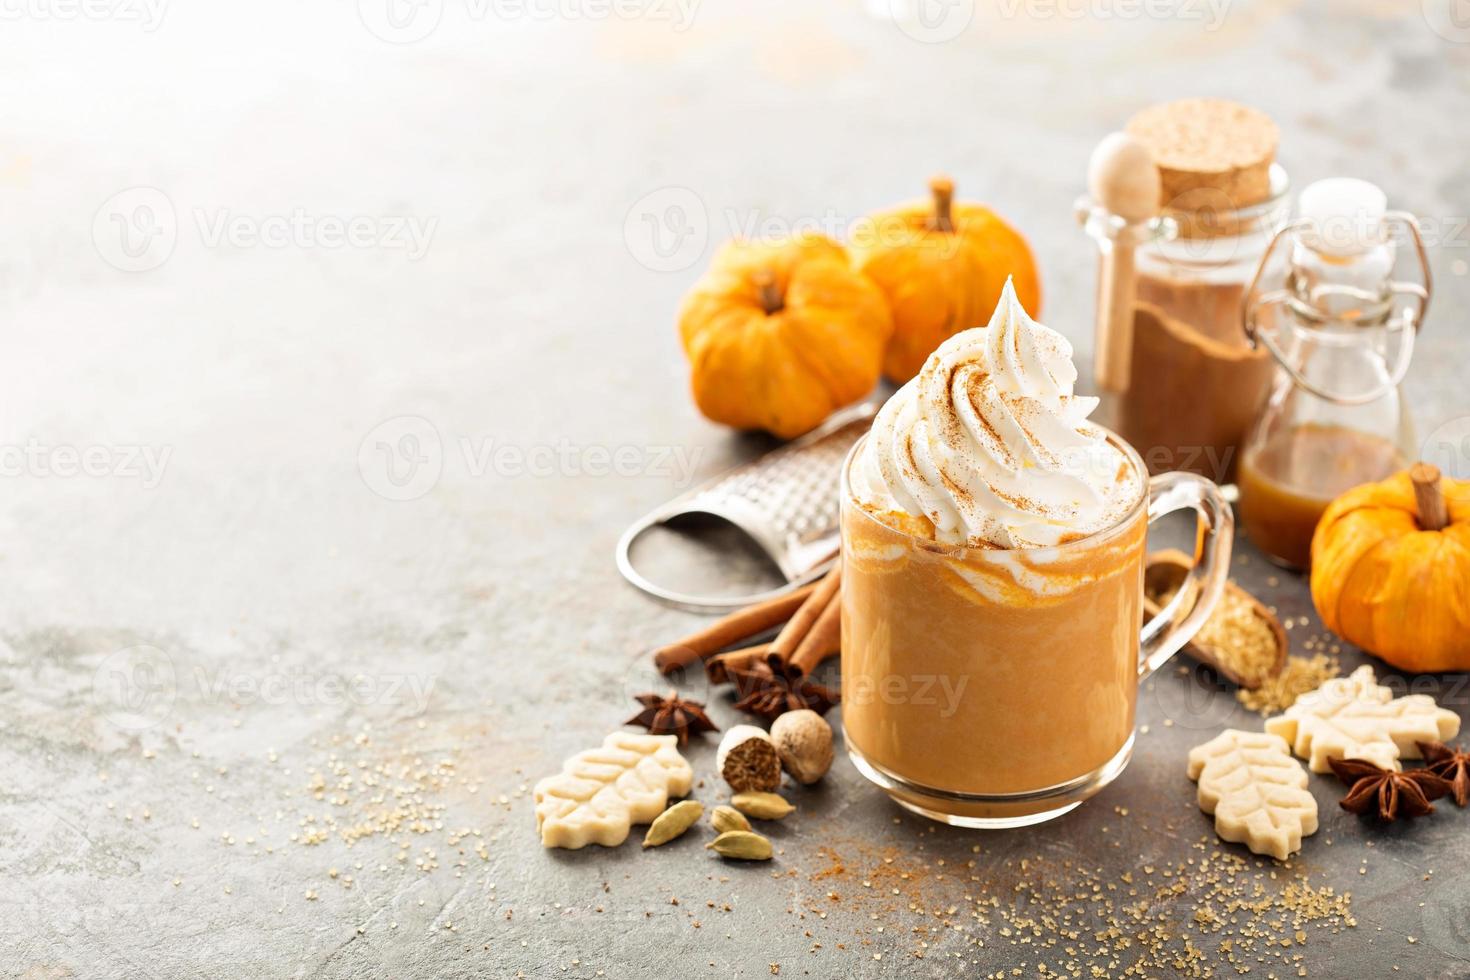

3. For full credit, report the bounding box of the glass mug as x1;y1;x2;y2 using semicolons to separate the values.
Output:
839;429;1232;828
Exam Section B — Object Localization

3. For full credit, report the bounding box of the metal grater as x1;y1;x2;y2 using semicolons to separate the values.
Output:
616;402;877;612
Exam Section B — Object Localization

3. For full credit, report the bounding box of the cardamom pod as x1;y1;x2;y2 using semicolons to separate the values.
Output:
642;800;704;848
705;830;773;861
710;805;752;835
730;791;795;820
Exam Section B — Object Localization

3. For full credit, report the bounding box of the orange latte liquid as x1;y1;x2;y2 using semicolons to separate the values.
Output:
841;490;1147;797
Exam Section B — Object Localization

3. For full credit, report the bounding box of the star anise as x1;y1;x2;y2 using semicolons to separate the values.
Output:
726;655;839;721
1418;740;1470;807
625;690;718;746
1328;756;1454;821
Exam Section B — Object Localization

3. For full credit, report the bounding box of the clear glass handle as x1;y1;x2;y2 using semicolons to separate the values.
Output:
1138;472;1234;680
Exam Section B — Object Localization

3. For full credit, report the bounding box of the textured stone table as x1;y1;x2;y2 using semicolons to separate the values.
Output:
3;2;1469;977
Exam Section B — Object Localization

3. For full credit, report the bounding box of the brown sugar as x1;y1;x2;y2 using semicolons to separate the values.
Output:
1156;578;1283;688
1237;654;1341;716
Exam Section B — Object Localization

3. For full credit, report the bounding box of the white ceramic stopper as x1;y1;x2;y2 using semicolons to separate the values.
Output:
1298;177;1387;256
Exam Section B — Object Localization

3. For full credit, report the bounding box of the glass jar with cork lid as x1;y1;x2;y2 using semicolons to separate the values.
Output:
1080;99;1291;482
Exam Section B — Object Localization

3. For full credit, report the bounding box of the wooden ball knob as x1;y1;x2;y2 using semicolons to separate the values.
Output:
1088;132;1160;224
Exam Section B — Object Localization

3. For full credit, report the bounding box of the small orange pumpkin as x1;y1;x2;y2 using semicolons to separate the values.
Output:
678;233;892;440
1310;463;1470;673
850;176;1041;383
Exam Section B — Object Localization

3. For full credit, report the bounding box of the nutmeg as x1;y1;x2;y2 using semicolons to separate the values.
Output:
770;709;833;784
716;725;782;793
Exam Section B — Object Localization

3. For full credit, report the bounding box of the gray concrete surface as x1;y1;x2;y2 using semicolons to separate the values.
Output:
3;1;1470;977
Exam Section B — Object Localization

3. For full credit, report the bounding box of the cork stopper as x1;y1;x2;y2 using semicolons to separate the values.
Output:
1125;99;1278;211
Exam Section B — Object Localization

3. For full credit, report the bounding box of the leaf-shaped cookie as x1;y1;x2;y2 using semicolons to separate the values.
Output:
1187;729;1318;861
534;731;694;849
1265;665;1461;773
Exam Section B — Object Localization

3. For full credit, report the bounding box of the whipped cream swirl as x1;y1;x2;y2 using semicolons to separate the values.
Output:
855;279;1140;548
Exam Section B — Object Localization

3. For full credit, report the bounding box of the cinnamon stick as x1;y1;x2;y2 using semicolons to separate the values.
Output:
1411;462;1450;532
705;643;773;686
789;592;841;677
652;582;817;675
768;560;842;665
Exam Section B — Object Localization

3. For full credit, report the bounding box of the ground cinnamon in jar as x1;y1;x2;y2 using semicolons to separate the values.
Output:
1101;99;1288;481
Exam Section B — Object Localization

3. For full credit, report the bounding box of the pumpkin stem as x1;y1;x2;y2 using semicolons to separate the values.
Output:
928;176;956;233
753;271;784;315
1411;462;1450;532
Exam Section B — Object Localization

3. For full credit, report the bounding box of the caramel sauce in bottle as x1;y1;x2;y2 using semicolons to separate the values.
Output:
1237;423;1405;569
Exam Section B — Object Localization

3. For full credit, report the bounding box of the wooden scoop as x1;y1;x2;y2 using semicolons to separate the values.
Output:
1087;131;1160;394
1143;549;1287;689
